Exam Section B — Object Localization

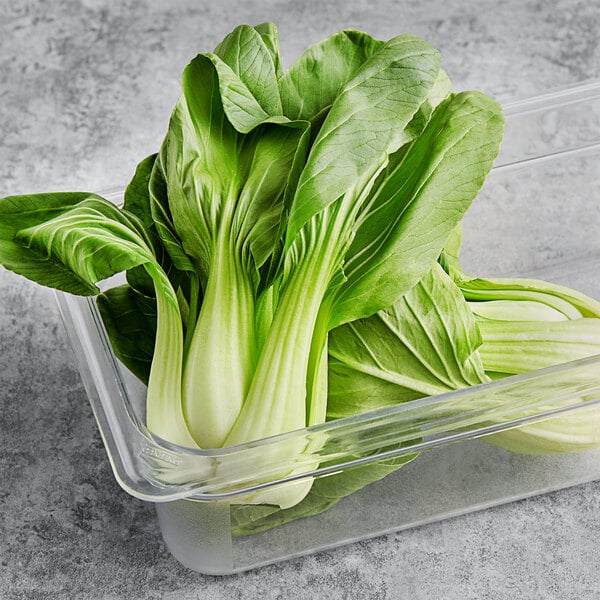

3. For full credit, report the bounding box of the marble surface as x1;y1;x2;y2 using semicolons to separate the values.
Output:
1;1;600;598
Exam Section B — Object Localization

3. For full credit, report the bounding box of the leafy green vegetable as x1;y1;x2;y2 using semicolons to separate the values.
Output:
8;22;596;528
438;224;600;453
0;194;198;449
154;38;308;449
1;25;502;510
224;34;446;448
328;263;488;418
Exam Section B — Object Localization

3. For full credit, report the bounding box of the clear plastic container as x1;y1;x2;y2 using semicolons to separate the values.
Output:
55;81;600;575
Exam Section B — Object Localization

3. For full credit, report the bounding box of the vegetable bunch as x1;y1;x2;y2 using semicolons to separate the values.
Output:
1;24;599;522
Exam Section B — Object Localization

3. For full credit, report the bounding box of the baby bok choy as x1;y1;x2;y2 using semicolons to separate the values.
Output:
0;23;506;511
328;221;600;467
439;226;600;453
0;194;197;449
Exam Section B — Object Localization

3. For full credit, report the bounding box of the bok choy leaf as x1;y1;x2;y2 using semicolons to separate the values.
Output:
0;194;198;449
328;263;488;418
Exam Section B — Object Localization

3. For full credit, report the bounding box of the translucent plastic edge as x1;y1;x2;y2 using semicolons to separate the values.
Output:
501;78;600;116
495;78;600;172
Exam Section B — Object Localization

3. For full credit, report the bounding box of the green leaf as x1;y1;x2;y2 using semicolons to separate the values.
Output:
12;195;197;448
97;284;156;384
15;198;155;289
253;22;283;79
328;263;488;419
0;192;107;295
329;91;505;327
214;23;283;115
124;154;157;231
285;34;441;245
279;30;384;122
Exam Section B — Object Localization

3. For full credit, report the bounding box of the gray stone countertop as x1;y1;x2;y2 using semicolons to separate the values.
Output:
1;1;600;598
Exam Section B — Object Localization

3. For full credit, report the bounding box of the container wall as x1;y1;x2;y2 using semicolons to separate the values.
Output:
153;424;600;574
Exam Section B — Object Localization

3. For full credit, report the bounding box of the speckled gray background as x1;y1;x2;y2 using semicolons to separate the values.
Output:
1;1;600;598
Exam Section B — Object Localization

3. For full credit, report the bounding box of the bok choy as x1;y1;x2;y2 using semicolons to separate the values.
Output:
2;22;599;526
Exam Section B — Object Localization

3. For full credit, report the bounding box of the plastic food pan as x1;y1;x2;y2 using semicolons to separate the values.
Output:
55;80;600;575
